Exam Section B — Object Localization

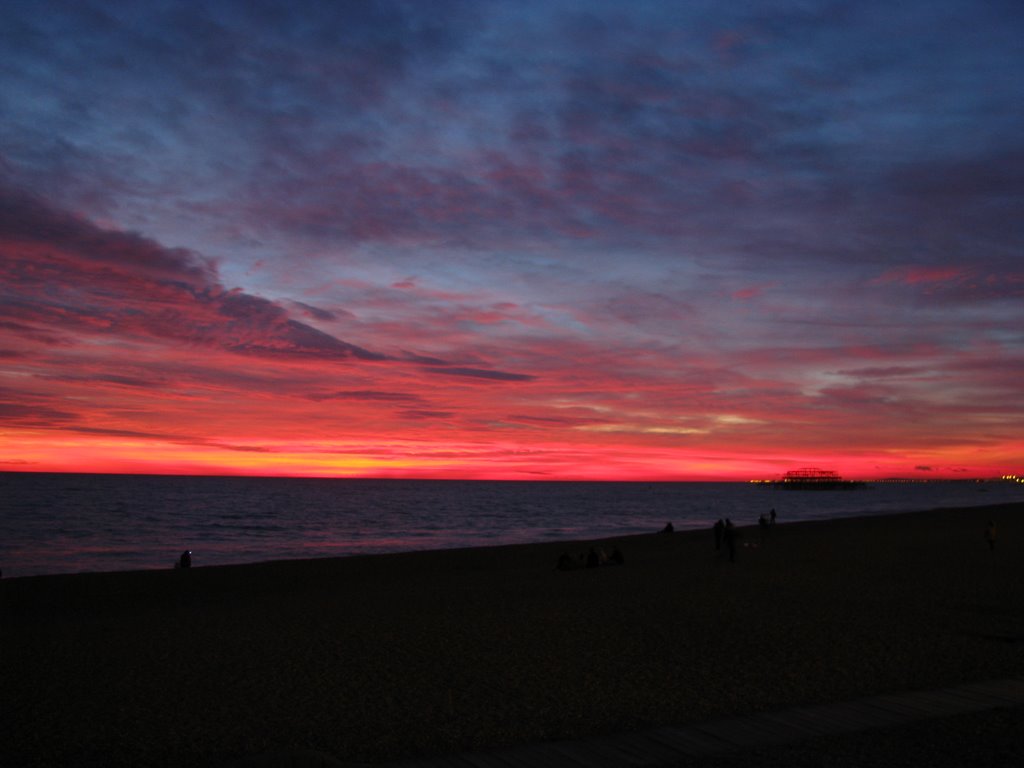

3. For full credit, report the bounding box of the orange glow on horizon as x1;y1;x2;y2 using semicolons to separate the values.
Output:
3;430;1019;482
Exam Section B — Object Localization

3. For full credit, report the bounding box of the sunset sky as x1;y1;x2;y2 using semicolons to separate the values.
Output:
2;1;1022;481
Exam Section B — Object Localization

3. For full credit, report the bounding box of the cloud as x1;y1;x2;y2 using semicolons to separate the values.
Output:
0;320;73;347
0;187;215;287
288;300;340;322
397;409;455;420
871;267;969;286
36;372;167;389
1;2;1022;480
503;412;612;429
869;265;1024;303
0;401;78;426
307;390;427;404
834;366;928;379
421;366;536;382
72;426;191;440
732;285;771;300
0;185;383;363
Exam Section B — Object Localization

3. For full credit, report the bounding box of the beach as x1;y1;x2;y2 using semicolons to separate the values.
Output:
3;503;1023;767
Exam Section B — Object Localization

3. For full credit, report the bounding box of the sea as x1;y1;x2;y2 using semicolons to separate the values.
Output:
2;472;1022;578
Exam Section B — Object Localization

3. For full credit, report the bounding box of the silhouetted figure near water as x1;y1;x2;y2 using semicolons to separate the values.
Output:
713;518;725;550
723;519;736;562
769;508;776;527
661;522;674;534
985;521;997;551
179;550;192;569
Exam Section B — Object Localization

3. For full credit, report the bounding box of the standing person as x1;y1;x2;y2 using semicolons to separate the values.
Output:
179;550;192;569
713;518;724;550
723;519;736;562
769;508;777;527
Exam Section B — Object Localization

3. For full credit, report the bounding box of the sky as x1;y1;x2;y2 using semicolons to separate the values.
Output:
1;0;1022;481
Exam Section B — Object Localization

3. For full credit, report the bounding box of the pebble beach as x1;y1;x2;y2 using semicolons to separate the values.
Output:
3;502;1022;767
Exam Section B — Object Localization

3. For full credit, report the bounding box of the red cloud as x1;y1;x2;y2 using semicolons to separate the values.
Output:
731;283;776;300
0;186;383;362
872;266;967;285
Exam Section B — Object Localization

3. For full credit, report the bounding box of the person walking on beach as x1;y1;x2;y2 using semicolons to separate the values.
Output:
723;519;736;562
713;518;724;550
985;521;997;551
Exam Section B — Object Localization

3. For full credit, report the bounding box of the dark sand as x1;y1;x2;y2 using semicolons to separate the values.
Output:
3;503;1023;767
666;705;1024;768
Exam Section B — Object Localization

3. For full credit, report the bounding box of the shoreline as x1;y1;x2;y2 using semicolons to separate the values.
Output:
3;499;1019;582
3;502;1023;766
4;473;1022;580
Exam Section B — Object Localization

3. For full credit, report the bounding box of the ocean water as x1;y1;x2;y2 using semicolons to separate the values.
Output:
2;472;1022;578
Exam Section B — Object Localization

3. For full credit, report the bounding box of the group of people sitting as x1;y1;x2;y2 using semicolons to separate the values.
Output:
556;546;625;570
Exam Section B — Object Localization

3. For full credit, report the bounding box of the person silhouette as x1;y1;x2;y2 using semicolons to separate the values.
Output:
984;521;996;551
723;519;736;562
713;518;725;550
179;550;192;569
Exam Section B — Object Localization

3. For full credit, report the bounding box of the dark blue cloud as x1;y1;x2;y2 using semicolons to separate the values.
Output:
4;0;1020;271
